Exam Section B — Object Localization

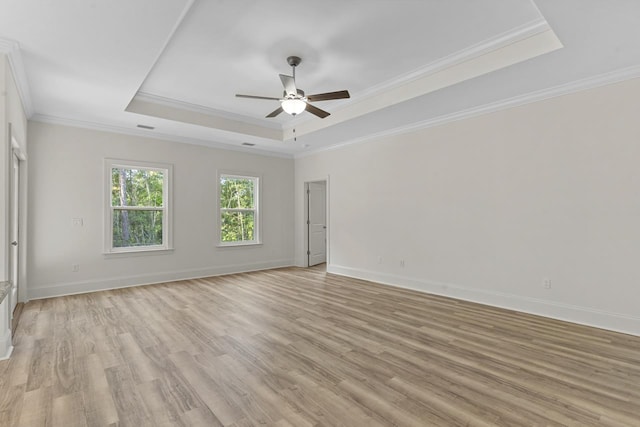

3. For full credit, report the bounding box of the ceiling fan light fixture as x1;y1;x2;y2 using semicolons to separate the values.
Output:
281;98;306;115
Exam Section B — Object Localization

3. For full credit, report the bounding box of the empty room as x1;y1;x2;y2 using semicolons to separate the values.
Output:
1;1;639;426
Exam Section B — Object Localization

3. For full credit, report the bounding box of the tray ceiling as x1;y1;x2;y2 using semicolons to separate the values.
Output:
1;1;639;156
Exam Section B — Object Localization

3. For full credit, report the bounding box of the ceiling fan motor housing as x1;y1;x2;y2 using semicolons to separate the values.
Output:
283;89;306;99
287;56;302;67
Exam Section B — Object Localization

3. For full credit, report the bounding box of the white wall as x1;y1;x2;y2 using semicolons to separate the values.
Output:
28;122;294;299
295;77;640;336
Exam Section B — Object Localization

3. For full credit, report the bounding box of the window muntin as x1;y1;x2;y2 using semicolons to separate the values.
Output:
219;174;259;245
105;160;172;253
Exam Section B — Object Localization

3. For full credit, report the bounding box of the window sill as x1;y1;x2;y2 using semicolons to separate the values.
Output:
216;242;263;248
103;247;174;257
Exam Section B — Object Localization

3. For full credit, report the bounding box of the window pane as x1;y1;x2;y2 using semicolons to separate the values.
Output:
220;177;254;209
112;168;164;207
221;211;255;242
113;209;163;247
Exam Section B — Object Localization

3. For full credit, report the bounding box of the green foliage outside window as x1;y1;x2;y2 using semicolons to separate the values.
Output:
112;168;164;247
220;176;257;243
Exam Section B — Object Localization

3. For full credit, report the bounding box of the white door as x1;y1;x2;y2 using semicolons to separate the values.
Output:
307;181;326;266
9;152;19;319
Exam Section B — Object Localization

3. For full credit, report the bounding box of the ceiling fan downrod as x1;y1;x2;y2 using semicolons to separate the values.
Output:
287;56;301;81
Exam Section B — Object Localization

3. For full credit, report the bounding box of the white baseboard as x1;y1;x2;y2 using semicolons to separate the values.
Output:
28;259;294;300
327;264;640;337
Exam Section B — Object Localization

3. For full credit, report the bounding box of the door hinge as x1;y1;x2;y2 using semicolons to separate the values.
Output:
307;189;310;194
307;250;311;255
307;220;310;225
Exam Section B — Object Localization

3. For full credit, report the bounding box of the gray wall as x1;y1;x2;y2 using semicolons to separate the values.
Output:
28;121;294;298
295;77;640;335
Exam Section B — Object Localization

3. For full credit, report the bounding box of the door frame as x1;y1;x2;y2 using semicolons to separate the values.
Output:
10;128;27;307
303;176;330;268
9;150;19;318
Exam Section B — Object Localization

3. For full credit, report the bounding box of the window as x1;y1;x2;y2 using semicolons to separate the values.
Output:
105;159;172;253
219;174;260;245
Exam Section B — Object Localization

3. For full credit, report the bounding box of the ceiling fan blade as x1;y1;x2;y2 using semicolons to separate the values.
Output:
266;106;284;118
236;94;281;101
307;90;351;102
279;74;297;96
305;103;330;119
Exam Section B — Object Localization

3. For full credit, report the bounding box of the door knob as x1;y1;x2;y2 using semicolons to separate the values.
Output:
11;241;17;246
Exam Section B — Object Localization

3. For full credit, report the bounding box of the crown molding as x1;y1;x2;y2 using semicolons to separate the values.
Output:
284;21;562;141
128;1;284;134
284;17;552;133
295;64;640;159
135;91;282;131
356;18;550;104
0;37;34;118
31;113;293;159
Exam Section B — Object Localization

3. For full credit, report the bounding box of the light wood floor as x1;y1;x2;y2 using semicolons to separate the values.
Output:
1;266;639;426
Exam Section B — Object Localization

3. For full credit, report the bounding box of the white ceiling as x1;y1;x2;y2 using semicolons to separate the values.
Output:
1;0;639;157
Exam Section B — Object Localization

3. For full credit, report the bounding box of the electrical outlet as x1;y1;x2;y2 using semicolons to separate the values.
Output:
72;218;84;227
543;278;551;289
400;259;405;267
72;264;80;272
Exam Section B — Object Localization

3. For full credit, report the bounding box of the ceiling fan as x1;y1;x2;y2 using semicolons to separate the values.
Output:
236;56;350;119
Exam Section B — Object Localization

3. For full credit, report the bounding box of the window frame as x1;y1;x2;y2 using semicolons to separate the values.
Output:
218;172;261;247
104;159;173;254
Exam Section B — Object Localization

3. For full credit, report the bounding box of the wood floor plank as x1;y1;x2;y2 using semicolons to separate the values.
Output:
80;353;119;426
17;386;52;427
25;338;53;393
168;351;239;426
103;364;152;426
0;384;25;427
51;392;87;427
1;265;639;426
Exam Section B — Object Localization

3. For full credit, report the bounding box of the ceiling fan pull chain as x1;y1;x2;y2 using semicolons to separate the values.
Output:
294;128;297;142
